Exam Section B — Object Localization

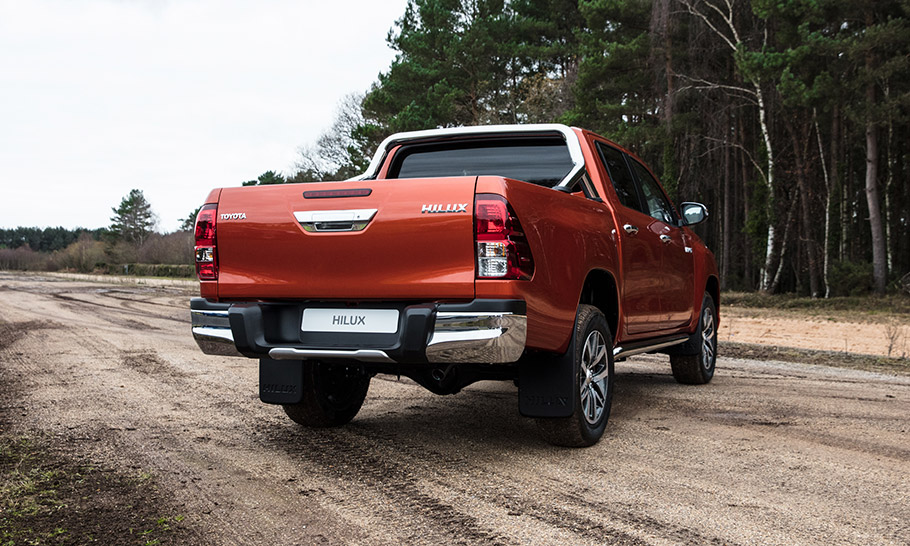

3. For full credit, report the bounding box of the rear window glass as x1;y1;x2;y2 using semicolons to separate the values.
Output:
388;137;573;187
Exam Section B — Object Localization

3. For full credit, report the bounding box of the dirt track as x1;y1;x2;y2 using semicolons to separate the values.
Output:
1;272;908;545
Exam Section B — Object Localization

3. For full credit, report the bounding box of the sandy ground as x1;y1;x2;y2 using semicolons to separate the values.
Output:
719;306;910;358
1;272;908;545
41;271;910;358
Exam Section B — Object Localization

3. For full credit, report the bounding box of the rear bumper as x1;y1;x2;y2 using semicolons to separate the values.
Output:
190;306;237;356
190;298;526;364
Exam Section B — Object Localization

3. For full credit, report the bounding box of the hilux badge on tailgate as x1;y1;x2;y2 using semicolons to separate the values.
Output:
421;203;468;214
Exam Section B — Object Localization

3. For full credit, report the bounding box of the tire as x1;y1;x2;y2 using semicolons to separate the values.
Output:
670;292;717;385
282;361;370;427
536;305;615;447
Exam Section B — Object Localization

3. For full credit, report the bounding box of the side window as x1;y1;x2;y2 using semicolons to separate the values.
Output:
629;159;675;225
595;142;642;212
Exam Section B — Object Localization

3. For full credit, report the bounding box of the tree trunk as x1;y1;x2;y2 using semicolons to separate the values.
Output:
771;197;799;293
816;108;836;298
740;116;753;289
755;82;777;292
884;91;894;272
787;118;820;297
842;148;851;262
865;83;887;294
664;21;674;129
722;119;731;290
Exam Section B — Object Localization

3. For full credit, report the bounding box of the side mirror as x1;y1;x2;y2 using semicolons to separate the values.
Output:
679;202;708;226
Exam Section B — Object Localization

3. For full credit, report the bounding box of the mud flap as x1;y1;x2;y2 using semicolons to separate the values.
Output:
518;319;577;418
259;358;303;405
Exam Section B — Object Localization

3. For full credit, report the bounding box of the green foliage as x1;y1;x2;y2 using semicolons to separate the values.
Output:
362;0;582;131
109;189;157;245
266;0;910;295
293;0;585;182
362;0;508;131
750;0;910;120
723;289;910;313
568;0;654;140
179;206;201;232
0;438;64;524
0;435;193;545
0;226;101;252
0;227;191;275
828;261;875;296
242;170;286;186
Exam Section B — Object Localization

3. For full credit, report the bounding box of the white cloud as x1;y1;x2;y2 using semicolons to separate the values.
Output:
0;0;406;231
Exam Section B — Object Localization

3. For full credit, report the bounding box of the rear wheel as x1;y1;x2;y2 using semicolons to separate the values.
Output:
536;305;614;447
282;361;370;427
670;292;717;385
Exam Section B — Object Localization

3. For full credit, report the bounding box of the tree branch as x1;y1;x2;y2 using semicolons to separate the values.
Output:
698;136;768;187
677;0;738;52
674;75;758;104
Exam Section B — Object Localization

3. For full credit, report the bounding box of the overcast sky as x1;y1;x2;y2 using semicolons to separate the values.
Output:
0;0;408;231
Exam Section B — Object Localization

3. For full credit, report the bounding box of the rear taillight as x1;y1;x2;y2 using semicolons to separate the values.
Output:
475;194;534;280
194;203;218;281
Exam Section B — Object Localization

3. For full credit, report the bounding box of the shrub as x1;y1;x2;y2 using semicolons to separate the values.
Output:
828;261;875;297
105;240;138;265
138;232;193;265
49;234;107;273
0;246;48;270
103;263;195;278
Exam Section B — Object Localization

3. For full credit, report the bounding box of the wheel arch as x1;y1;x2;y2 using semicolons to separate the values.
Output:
705;274;720;322
578;269;619;338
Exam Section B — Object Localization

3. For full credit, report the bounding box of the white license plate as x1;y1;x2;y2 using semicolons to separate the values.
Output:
302;308;400;334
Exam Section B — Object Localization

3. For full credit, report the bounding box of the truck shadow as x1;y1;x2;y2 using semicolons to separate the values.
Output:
255;369;680;457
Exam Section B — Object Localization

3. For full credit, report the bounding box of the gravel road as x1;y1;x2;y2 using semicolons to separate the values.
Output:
1;272;908;545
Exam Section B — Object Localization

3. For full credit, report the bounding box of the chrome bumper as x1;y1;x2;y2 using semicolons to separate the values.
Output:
191;302;526;364
425;311;526;364
191;308;244;357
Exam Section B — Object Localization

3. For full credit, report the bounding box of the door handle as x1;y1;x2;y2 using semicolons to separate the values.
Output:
623;224;639;235
660;234;672;244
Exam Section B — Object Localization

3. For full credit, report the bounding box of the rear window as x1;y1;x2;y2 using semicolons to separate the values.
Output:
387;137;573;187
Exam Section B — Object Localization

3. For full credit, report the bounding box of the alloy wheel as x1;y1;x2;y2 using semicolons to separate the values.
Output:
579;330;609;425
701;307;716;371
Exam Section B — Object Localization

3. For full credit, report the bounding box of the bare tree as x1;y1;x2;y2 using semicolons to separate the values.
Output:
295;93;368;181
677;0;779;291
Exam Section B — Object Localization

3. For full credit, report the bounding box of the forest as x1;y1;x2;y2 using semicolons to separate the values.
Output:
293;0;910;297
0;190;194;276
2;1;907;294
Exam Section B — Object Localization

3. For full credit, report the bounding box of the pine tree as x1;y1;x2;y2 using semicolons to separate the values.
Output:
180;206;202;232
242;171;286;186
109;189;156;245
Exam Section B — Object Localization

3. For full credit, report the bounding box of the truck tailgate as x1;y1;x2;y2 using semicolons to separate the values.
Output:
215;177;478;300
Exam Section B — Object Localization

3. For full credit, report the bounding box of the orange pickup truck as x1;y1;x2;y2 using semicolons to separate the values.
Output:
190;124;719;446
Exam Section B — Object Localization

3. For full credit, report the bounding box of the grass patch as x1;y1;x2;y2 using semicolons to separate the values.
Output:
722;291;910;315
0;435;196;546
721;341;910;376
721;291;910;325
